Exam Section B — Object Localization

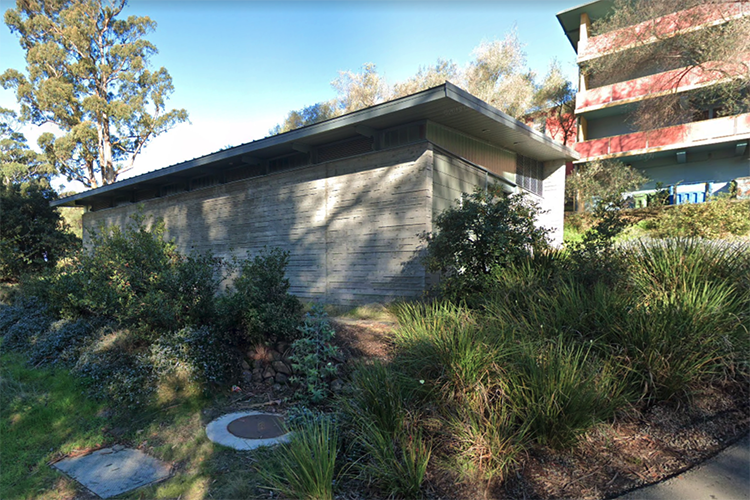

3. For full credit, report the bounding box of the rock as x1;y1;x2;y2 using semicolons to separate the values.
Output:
263;367;276;380
331;379;344;392
112;444;125;452
270;350;282;361
253;359;263;369
272;383;282;391
272;360;291;375
275;373;289;384
252;368;263;380
242;370;253;384
264;377;275;386
276;342;288;354
241;360;250;371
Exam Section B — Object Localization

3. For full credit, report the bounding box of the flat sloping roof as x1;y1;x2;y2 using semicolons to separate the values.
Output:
557;0;614;51
54;82;578;207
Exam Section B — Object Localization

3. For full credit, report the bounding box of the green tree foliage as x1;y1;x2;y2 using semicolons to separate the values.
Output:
269;101;338;136
566;159;648;212
1;0;188;188
0;183;78;282
422;183;550;299
0;108;55;187
586;0;750;130
270;31;576;135
531;61;577;146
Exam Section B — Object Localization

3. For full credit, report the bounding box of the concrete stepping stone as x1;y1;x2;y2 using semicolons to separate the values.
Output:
52;447;171;498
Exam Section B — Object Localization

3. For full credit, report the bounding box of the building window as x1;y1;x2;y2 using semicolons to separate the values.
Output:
516;154;543;196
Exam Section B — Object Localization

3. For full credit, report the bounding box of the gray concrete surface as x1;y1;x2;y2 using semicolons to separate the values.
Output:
616;434;750;500
205;411;291;451
53;447;171;498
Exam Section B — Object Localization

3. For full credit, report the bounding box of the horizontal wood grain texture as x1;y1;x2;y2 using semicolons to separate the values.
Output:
83;144;433;304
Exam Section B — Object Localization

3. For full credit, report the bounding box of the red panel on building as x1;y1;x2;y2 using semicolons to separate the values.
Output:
610;132;647;153
575;138;609;158
647;125;687;148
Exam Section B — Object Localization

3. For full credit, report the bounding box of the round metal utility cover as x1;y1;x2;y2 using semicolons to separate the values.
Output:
227;414;286;439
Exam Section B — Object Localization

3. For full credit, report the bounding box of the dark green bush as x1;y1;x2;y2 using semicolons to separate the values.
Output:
220;247;303;343
0;297;54;353
150;326;239;388
422;184;550;301
0;183;78;282
47;212;223;337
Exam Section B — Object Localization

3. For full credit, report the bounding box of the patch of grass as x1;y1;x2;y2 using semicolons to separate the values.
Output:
0;351;107;499
324;302;397;322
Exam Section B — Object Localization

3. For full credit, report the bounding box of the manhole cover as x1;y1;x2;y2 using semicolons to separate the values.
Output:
227;414;286;439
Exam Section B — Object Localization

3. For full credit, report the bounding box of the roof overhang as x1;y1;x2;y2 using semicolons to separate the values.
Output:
53;82;579;208
557;0;614;52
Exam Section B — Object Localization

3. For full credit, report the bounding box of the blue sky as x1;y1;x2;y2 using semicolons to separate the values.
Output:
0;0;579;190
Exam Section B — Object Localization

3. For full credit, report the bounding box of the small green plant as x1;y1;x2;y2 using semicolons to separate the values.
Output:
289;306;340;403
259;417;339;500
567;194;631;286
356;420;432;499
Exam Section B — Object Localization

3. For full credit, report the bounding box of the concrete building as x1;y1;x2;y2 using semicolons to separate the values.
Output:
557;0;750;203
54;83;577;304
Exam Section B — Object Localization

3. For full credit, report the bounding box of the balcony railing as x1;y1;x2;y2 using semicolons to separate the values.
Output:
578;2;748;62
576;59;749;113
575;112;750;159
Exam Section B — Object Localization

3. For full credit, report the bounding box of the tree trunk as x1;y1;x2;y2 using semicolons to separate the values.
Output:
97;118;115;185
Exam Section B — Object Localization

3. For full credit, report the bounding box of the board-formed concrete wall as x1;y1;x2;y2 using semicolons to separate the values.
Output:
83;143;434;305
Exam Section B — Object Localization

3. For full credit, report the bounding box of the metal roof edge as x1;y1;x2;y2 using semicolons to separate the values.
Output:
53;85;452;207
443;83;579;160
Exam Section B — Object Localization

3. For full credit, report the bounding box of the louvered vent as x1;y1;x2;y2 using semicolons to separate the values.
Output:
516;155;543;196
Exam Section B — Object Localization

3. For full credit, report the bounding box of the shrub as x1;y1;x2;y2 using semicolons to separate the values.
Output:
221;247;303;343
260;417;339;500
646;197;750;239
26;318;100;367
611;280;748;403
422;184;550;300
150;326;239;389
356;420;432;499
0;182;78;282
71;325;155;408
0;297;54;353
47;212;223;336
289;306;340;403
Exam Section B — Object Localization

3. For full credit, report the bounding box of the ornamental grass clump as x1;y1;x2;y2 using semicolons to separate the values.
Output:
259;417;339;500
341;361;432;498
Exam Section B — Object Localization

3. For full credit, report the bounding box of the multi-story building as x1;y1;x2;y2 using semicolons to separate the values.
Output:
557;0;750;203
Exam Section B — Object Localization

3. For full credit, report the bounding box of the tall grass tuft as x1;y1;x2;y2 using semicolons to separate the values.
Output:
449;393;526;485
508;338;623;448
259;417;339;500
356;420;432;499
342;361;432;498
